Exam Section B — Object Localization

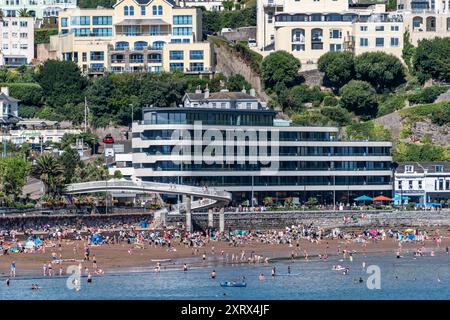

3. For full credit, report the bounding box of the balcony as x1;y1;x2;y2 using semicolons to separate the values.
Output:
292;37;305;44
184;67;215;74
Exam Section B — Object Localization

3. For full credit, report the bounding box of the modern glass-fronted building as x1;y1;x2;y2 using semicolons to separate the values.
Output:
132;89;393;205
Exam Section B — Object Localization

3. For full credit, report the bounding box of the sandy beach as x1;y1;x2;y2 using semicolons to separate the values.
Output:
1;232;449;277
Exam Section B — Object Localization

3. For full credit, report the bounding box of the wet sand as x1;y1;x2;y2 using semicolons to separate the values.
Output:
1;235;449;277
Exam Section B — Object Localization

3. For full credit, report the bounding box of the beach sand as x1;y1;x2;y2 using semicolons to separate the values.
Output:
1;233;449;277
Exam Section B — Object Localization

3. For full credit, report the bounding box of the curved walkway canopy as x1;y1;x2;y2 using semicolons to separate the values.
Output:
64;179;232;210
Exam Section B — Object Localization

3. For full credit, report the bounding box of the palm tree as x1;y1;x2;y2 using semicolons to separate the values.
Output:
31;153;65;196
17;8;32;17
0;9;5;18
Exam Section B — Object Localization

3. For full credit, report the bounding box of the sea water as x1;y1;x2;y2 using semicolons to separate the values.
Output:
1;253;449;300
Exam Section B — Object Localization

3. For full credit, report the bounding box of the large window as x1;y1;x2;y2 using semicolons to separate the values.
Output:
71;16;90;25
173;27;192;36
189;62;204;71
174;15;192;25
311;28;323;50
189;50;204;60
61;18;68;27
115;41;129;50
124;6;129;16
134;41;148;50
170;50;184;60
92;28;112;36
359;38;368;47
90;51;104;61
129;6;135;16
153;5;163;15
72;28;90;37
93;16;112;25
390;37;399;47
329;29;342;39
169;63;184;72
153;41;165;49
141;5;146;16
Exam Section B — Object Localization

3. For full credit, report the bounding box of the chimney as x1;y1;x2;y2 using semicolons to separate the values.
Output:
195;85;202;94
204;84;209;98
1;87;9;96
242;86;247;94
220;88;229;92
249;88;256;97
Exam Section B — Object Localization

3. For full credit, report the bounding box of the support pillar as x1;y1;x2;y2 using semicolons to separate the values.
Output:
160;210;166;227
219;207;225;233
186;196;192;233
208;209;214;228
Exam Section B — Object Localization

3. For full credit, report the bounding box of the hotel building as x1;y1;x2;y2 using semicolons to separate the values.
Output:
49;0;213;75
0;0;77;19
0;17;34;66
132;89;393;205
395;162;450;204
398;0;450;45
256;0;404;64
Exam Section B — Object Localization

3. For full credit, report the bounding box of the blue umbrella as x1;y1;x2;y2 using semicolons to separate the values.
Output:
393;195;410;201
354;195;373;201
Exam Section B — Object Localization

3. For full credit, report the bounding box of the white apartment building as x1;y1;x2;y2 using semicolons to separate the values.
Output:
398;0;450;45
0;16;34;66
395;162;450;204
49;0;214;75
0;0;77;19
256;0;404;64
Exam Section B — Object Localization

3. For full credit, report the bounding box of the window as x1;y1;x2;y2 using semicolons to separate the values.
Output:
409;180;413;189
20;21;28;27
360;26;368;31
390;37;399;47
158;5;163;15
2;33;8;39
375;26;384;31
398;180;403;189
72;28;90;37
169;50;184;60
92;28;112;36
90;51;104;61
2;44;8;50
329;29;342;39
330;44;342;51
152;5;157;15
173;27;192;36
405;165;414;173
71;16;90;25
82;52;87;62
359;38;368;47
153;41;165;49
141;5;146;16
129;6;134;16
189;50;203;60
390;25;399;31
20;32;27;38
189;62;204;71
173;15;192;25
93;16;112;25
311;28;323;50
20;44;28;49
61;17;68;27
268;11;273;23
418;180;422;189
12;32;17;38
435;165;444;172
124;6;129;16
169;63;184;72
376;37;384;47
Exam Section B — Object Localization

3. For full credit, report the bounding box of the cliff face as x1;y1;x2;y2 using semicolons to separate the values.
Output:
212;43;270;102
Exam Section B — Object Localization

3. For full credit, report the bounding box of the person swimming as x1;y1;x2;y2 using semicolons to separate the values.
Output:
288;266;291;274
87;273;92;283
31;284;40;290
259;273;265;281
271;267;276;277
211;270;216;279
183;263;188;271
6;278;10;286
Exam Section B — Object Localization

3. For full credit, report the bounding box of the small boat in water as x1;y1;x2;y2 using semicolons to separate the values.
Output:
220;281;247;288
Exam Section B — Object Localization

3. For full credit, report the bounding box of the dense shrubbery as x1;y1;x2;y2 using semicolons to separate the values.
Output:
345;122;392;141
318;51;354;90
202;6;256;36
339;80;378;118
407;85;448;105
34;28;58;44
394;143;450;162
377;93;406;117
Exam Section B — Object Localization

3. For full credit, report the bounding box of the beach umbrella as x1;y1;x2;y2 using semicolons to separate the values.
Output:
405;228;414;233
25;241;36;249
373;195;392;201
369;229;377;236
354;195;373;201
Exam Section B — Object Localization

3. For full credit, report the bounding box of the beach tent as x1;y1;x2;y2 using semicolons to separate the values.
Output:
408;233;415;240
90;234;104;245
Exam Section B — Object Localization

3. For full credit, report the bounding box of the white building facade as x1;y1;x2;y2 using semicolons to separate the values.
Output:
395;162;450;204
0;16;34;66
0;0;77;19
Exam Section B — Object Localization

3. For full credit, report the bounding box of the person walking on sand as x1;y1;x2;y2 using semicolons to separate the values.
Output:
10;261;16;277
43;263;48;276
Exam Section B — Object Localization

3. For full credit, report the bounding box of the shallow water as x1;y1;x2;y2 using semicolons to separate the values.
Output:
1;253;450;300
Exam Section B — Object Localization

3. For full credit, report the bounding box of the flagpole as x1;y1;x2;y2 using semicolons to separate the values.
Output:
84;96;88;132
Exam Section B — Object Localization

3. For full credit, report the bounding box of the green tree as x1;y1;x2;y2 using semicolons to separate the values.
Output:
31;153;65;196
261;51;301;90
36;60;88;117
17;8;32;17
113;170;123;179
0;156;31;201
354;52;405;92
226;74;251;92
339;80;378;117
59;148;81;184
413;37;450;83
320;106;352;126
85;75;116;127
402;30;415;70
282;84;324;112
318;51;354;89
